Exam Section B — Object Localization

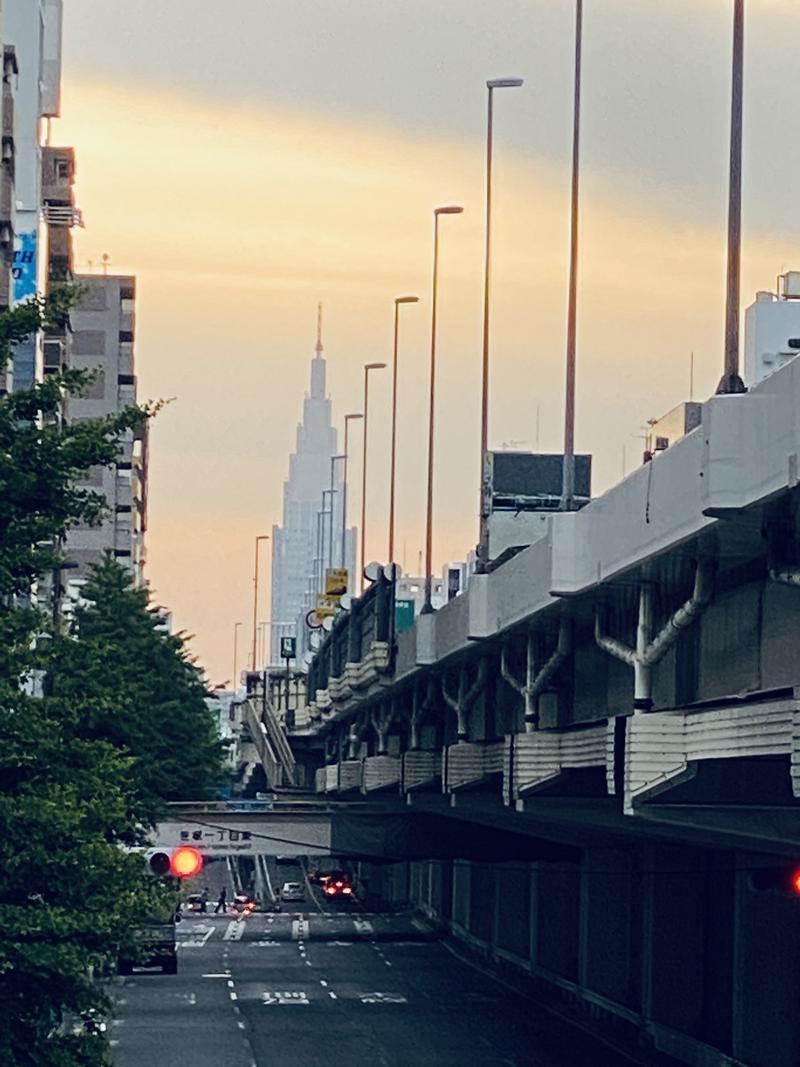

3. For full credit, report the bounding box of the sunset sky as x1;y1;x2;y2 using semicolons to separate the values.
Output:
56;0;800;683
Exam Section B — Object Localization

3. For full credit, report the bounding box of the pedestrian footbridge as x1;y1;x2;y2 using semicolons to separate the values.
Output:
153;798;576;864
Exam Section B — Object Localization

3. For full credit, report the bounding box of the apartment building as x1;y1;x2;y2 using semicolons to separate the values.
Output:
65;274;147;582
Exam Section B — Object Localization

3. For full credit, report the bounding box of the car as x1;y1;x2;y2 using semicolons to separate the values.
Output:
183;894;207;914
280;881;305;902
324;876;355;900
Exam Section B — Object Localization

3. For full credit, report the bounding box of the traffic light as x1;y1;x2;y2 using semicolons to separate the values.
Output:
148;851;171;876
170;847;203;879
146;847;204;879
748;865;800;895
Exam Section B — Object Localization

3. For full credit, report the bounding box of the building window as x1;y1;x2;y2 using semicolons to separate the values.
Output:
118;331;134;343
120;285;135;301
55;157;70;181
117;374;135;386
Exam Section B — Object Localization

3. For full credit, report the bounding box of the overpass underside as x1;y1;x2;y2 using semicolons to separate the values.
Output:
255;360;800;1067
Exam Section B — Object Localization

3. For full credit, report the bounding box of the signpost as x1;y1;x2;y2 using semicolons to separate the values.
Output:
395;598;416;633
279;636;296;722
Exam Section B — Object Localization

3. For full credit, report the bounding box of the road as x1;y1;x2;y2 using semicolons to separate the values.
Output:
110;858;649;1066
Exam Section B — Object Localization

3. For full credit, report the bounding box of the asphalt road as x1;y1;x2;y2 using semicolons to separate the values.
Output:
110;858;643;1066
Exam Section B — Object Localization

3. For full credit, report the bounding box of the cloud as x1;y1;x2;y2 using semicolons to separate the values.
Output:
54;77;797;681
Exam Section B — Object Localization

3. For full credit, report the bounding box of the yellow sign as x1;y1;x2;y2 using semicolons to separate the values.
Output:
325;568;348;597
315;594;340;619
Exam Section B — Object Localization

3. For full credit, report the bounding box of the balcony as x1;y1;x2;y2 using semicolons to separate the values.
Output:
401;750;440;793
42;204;83;228
625;693;798;815
503;724;608;805
361;755;400;793
443;742;504;794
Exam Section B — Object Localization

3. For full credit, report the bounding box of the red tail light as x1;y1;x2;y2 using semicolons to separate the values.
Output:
342;887;352;895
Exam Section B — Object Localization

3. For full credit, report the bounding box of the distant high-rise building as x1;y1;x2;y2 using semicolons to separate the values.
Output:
270;308;355;664
65;274;148;583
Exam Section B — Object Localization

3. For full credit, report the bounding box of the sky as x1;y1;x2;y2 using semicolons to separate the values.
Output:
55;0;800;684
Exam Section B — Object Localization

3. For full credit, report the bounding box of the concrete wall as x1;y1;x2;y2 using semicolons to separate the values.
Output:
378;842;800;1067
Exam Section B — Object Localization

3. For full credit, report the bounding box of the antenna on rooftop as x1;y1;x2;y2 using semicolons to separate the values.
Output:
315;302;323;356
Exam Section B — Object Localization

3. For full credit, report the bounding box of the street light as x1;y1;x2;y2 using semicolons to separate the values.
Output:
251;534;269;670
561;0;583;512
342;413;363;575
389;296;419;566
232;621;242;689
423;205;464;614
717;0;747;396
478;77;524;570
360;362;387;592
320;488;336;590
330;454;346;570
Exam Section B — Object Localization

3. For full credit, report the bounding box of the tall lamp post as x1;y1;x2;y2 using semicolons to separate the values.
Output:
232;621;242;690
360;362;387;592
341;413;363;575
388;296;419;566
423;205;464;614
330;454;346;570
717;0;747;395
561;0;583;512
478;77;523;569
251;534;269;670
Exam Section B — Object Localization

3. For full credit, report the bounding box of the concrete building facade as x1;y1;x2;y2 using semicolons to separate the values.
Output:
5;0;63;390
65;274;147;582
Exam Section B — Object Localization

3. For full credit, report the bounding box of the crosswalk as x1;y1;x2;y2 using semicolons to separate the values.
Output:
176;913;428;950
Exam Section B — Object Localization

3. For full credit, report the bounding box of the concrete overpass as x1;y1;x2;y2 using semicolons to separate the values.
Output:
242;356;800;1067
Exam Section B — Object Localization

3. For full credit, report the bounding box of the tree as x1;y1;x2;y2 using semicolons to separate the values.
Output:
0;293;207;1065
50;556;227;819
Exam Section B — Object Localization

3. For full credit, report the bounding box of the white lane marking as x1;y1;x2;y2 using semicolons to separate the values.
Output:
320;980;328;987
262;991;309;1005
227;980;235;988
254;940;279;947
223;921;245;941
354;920;374;935
229;992;238;1001
291;920;309;940
385;961;392;967
328;991;338;1000
178;923;215;949
305;960;313;966
202;973;230;979
359;992;407;1004
238;1021;246;1030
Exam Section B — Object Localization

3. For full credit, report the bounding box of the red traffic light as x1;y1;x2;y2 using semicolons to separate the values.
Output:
170;847;204;879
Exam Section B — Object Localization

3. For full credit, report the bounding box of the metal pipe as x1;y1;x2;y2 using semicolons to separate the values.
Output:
561;0;583;511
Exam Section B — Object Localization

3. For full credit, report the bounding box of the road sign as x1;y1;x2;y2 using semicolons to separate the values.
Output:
325;568;348;597
280;636;296;660
316;593;340;619
395;598;415;632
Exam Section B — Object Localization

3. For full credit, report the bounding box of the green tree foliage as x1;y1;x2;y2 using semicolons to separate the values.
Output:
50;556;227;818
0;293;226;1064
0;368;145;599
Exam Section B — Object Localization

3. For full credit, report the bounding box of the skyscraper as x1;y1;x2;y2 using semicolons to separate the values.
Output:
270;308;354;663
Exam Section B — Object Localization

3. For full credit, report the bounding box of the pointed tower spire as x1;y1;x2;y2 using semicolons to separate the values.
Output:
315;302;323;357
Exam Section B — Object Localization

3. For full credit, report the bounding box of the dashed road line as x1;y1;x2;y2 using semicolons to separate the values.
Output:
223;921;245;941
